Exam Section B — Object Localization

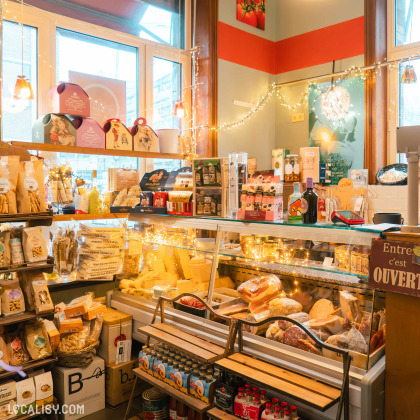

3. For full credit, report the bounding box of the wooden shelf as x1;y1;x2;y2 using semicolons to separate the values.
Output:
0;210;53;226
138;323;226;363
53;213;129;222
0;311;53;327
0;257;55;276
133;368;211;413
215;353;341;412
48;279;115;292
207;408;238;420
0;357;57;381
11;141;185;160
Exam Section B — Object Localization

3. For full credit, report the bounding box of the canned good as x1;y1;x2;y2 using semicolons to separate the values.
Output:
143;388;168;420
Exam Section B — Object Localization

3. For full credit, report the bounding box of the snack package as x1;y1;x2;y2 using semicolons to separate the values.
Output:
83;302;106;320
10;227;25;267
58;320;91;352
57;313;83;334
30;275;53;315
22;227;48;263
0;380;17;419
16;159;47;213
43;320;60;352
0;156;19;214
52;225;78;275
64;295;93;318
25;321;53;360
6;333;30;366
34;372;53;408
1;275;25;316
16;377;36;415
0;231;11;268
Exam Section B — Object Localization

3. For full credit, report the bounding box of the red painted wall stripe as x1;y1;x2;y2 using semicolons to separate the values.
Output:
275;16;365;74
218;22;276;74
218;16;364;74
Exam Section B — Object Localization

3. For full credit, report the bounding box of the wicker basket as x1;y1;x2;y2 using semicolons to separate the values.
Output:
376;163;407;185
55;339;100;368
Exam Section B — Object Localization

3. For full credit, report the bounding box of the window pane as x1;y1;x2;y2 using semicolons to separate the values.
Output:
2;21;37;141
56;28;138;125
395;0;420;45
399;59;420;126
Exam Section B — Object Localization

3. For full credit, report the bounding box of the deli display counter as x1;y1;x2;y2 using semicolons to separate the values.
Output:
111;214;386;420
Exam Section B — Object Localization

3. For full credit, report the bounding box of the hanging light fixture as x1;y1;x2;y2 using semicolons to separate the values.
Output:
401;64;417;84
321;60;351;121
173;100;186;118
13;0;34;100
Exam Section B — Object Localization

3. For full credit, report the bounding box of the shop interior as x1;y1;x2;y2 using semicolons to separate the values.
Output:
0;1;418;420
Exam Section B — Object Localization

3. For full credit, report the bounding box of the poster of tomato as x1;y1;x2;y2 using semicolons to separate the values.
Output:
237;0;265;30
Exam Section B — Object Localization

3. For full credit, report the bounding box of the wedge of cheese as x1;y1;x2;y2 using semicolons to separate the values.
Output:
164;256;178;274
177;280;195;294
190;260;213;283
214;276;235;289
340;291;361;322
309;298;334;319
151;258;166;274
174;248;192;279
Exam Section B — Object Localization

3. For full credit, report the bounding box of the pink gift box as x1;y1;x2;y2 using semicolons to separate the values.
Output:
47;82;90;117
130;117;160;153
71;117;105;149
103;119;133;151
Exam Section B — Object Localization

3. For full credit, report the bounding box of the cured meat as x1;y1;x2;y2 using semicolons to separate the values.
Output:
347;326;368;354
311;329;330;342
277;312;310;330
216;303;249;316
230;312;250;320
292;291;314;312
283;325;308;347
370;330;385;353
358;317;371;343
309;299;334;319
339;291;362;323
268;298;302;317
325;333;348;350
297;339;321;355
308;315;344;335
266;323;281;340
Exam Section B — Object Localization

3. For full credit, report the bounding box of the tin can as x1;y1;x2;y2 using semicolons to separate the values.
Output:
142;388;168;420
140;191;154;207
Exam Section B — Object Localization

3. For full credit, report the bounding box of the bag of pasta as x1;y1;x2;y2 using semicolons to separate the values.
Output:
16;159;47;213
22;227;48;263
30;274;53;315
0;231;11;269
6;331;31;366
24;321;52;360
0;156;19;214
1;274;25;316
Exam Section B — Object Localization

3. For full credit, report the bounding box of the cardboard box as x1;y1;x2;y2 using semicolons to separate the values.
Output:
34;372;53;408
130;118;160;153
0;381;16;420
300;147;320;183
16;377;35;415
53;356;105;420
97;308;132;365
43;319;60;351
103;119;133;151
47;82;90;117
83;302;106;320
166;201;193;216
71;117;105;149
57;313;83;334
105;359;143;407
32;113;77;146
272;149;289;181
64;295;93;318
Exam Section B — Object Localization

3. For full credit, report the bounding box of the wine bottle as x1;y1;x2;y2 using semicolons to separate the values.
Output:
301;177;318;224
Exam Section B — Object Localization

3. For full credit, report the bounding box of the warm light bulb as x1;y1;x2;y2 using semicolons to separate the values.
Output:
173;100;186;118
320;85;351;120
13;75;34;100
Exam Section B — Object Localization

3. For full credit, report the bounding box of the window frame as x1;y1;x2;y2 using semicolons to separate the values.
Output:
387;0;420;162
2;1;192;139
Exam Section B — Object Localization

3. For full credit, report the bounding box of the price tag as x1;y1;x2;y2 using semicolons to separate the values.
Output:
116;339;132;365
323;257;334;267
353;197;364;212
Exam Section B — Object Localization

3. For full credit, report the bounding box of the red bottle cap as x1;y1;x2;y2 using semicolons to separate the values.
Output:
281;402;288;408
252;386;259;392
245;383;250;389
238;387;245;392
246;390;252;395
274;407;281;412
272;398;279;404
266;402;272;408
261;390;267;395
290;406;297;411
253;393;260;398
284;410;291;415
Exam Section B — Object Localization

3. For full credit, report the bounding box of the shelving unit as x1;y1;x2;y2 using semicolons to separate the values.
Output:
207;408;237;420
0;357;57;381
10;141;184;160
132;368;211;412
53;213;129;222
0;257;55;275
0;210;54;227
0;311;53;327
48;279;115;292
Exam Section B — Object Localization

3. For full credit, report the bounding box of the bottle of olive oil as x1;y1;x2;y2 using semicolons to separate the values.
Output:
89;170;101;214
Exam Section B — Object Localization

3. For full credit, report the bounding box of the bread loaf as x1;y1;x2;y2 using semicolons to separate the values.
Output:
309;298;334;319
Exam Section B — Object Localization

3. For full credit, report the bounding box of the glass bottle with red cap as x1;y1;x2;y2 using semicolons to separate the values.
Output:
289;405;298;419
261;401;273;420
280;401;288;415
234;387;245;418
283;409;292;420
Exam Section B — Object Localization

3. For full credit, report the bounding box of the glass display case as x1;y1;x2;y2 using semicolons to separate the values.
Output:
114;214;386;372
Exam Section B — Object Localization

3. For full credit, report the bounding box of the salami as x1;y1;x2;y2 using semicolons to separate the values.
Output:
283;326;307;347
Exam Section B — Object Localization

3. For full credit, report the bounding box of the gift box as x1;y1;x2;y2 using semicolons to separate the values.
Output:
47;82;90;117
130;117;160;153
32;113;77;146
153;191;168;208
70;117;105;149
167;201;193;216
103;119;133;151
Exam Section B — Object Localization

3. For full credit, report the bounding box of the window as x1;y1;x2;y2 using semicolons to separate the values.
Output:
395;0;420;45
56;28;138;125
2;21;37;141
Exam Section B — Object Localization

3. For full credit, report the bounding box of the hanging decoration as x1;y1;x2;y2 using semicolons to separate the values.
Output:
173;100;186;118
401;64;417;84
13;0;34;100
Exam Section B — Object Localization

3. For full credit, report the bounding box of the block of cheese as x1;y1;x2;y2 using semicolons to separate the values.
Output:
308;315;344;335
174;248;192;279
190;260;213;283
194;281;209;292
177;280;195;294
340;291;361;322
190;255;206;265
151;258;166;274
309;298;334;320
158;271;178;282
215;276;235;289
164;256;178;274
158;245;172;259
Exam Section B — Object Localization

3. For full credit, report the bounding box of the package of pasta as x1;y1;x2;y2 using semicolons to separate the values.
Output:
16;159;47;213
20;272;35;311
0;156;19;214
22;227;48;263
30;275;53;315
24;321;52;360
10;227;25;267
1;275;25;316
6;332;31;366
0;231;11;268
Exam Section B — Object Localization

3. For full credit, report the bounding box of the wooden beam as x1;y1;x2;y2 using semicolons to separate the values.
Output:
194;0;218;157
364;0;388;184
